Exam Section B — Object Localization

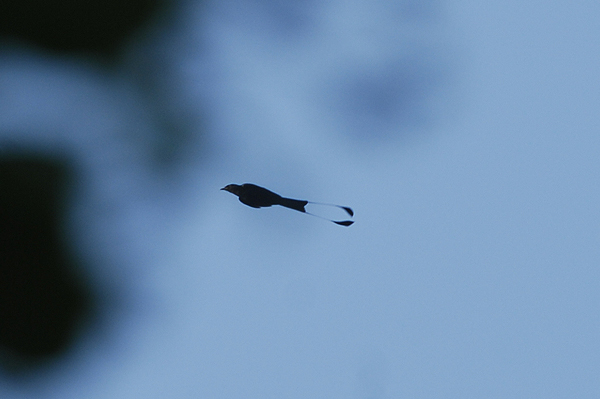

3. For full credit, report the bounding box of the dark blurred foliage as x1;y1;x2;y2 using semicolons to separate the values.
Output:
0;153;95;374
0;0;168;59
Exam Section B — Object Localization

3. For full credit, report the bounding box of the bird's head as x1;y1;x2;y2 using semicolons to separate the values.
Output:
221;184;241;196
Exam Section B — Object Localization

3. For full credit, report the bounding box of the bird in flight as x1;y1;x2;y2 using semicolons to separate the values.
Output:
221;183;354;226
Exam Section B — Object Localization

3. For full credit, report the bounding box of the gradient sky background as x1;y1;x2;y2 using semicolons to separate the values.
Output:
1;0;599;398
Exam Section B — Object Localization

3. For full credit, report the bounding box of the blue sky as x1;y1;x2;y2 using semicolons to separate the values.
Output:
1;0;599;398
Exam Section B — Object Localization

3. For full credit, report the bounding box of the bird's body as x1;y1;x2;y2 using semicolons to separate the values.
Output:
223;183;308;211
221;183;353;226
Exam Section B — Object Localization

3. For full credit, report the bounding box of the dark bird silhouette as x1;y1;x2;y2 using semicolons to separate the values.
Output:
221;183;354;226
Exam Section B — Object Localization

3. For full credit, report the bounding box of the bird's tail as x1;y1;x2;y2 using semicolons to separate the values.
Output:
280;197;354;227
278;197;309;213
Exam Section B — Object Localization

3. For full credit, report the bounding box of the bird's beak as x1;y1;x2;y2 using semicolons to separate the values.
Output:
221;185;229;191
